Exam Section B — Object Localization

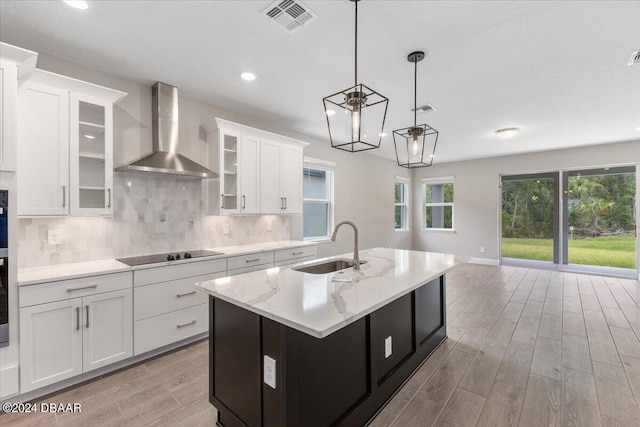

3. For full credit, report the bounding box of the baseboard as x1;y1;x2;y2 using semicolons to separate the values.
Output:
467;257;500;266
0;365;19;399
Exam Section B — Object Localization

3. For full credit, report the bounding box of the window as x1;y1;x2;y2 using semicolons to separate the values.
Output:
394;176;410;231
303;158;335;240
423;177;454;230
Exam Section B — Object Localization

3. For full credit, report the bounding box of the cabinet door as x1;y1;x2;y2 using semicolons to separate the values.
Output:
70;94;113;217
240;134;260;214
0;63;18;172
281;145;303;214
260;139;283;214
18;82;70;216
220;130;241;214
82;289;133;372
19;298;83;392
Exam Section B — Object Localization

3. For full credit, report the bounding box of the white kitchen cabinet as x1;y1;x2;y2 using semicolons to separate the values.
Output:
0;42;37;172
17;82;70;216
19;272;133;392
203;118;308;216
17;69;125;217
19;298;83;392
260;140;303;214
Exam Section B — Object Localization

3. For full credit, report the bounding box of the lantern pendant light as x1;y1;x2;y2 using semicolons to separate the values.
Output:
323;0;389;152
393;51;439;168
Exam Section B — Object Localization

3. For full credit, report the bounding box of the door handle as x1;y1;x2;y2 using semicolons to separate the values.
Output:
85;305;90;328
76;307;80;331
242;195;246;209
221;194;224;209
176;291;197;298
177;320;196;329
284;197;287;210
108;188;112;208
280;197;284;209
62;186;66;208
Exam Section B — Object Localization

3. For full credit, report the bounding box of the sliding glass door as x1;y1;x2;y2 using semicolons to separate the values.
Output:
501;173;559;264
563;166;636;272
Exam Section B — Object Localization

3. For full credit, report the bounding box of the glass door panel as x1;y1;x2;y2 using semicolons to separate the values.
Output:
564;166;636;270
501;173;559;263
221;133;238;212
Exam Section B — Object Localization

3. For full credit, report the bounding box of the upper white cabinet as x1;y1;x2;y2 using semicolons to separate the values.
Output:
202;118;307;216
17;69;126;217
0;42;37;172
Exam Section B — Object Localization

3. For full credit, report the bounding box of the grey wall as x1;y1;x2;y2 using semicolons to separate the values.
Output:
411;140;640;261
29;54;411;264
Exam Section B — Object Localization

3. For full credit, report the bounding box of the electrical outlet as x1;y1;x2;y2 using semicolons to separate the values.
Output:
223;222;230;235
480;247;486;254
266;221;272;232
264;355;276;389
384;336;393;358
48;230;61;245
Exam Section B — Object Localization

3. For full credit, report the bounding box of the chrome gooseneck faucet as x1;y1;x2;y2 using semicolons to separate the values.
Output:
331;221;360;270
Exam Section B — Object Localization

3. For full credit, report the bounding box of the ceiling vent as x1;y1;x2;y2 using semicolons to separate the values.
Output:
411;104;437;114
629;50;640;66
263;0;317;33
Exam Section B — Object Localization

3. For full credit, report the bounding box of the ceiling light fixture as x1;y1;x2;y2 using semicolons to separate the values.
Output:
241;72;256;81
495;127;519;139
326;110;336;116
63;0;88;9
322;0;388;153
393;51;439;168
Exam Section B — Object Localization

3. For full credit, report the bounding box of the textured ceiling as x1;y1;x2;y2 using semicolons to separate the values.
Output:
1;0;639;163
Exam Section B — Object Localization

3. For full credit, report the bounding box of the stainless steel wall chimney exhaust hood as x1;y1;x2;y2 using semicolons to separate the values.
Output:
115;82;218;178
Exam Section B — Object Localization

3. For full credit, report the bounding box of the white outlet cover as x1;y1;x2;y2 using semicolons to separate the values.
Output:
48;230;61;245
266;221;272;232
385;336;392;358
264;355;276;389
223;222;230;235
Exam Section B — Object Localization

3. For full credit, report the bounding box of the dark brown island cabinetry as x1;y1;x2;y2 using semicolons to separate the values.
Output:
208;276;447;427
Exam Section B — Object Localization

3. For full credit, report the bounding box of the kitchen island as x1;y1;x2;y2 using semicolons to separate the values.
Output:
195;248;462;427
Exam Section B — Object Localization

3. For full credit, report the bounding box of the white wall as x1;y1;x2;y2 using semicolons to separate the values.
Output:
412;140;640;262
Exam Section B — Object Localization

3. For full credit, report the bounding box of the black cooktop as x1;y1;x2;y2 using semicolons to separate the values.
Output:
116;249;223;266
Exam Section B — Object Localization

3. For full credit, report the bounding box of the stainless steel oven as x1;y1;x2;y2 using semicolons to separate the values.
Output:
0;190;8;347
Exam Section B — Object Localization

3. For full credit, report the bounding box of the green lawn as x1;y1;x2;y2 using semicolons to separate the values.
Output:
502;236;636;269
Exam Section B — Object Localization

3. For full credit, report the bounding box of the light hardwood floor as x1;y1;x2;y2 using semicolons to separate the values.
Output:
2;263;640;427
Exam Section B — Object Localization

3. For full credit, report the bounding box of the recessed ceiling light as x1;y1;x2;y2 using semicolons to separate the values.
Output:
635;126;640;131
429;154;436;158
495;127;519;139
84;134;95;139
379;132;387;137
241;72;256;81
63;0;88;9
326;110;336;116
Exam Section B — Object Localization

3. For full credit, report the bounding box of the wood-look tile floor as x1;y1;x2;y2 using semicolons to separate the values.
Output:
2;264;640;427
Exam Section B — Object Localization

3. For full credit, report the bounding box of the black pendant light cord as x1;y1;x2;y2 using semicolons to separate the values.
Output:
414;58;417;127
354;0;358;87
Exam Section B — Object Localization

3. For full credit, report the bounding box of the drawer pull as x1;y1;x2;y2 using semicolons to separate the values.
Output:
67;284;98;293
176;291;197;298
245;258;260;263
292;251;303;256
177;320;196;329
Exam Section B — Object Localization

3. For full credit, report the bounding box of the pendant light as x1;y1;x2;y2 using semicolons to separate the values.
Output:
393;51;439;168
323;0;388;152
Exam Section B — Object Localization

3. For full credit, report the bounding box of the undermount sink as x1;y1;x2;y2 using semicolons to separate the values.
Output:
293;258;367;275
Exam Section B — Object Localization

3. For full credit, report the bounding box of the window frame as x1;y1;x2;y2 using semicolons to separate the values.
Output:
394;176;410;233
302;157;335;242
422;176;455;232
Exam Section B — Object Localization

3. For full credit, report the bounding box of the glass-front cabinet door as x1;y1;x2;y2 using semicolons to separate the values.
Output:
220;130;240;214
69;95;113;216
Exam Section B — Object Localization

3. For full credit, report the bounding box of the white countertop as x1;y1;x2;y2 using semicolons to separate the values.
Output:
18;240;315;286
195;248;463;339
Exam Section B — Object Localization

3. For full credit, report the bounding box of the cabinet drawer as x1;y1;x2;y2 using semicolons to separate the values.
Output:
226;252;274;271
227;263;274;277
19;272;132;308
134;272;224;321
274;255;316;268
134;304;208;355
133;258;227;287
274;246;316;262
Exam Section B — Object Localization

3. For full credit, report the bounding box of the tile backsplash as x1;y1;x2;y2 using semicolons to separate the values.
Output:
18;173;290;268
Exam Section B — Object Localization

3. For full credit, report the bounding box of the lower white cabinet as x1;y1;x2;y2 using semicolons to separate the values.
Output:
19;286;133;393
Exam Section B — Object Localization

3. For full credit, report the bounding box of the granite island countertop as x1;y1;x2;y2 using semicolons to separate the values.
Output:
195;247;464;338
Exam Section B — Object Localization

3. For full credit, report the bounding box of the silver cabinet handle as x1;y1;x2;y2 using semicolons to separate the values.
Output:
284;197;287;210
242;195;246;209
67;284;98;293
108;188;111;208
245;258;260;263
221;194;224;209
177;320;196;329
76;307;80;331
85;305;90;328
62;186;66;208
292;251;303;256
176;291;197;298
